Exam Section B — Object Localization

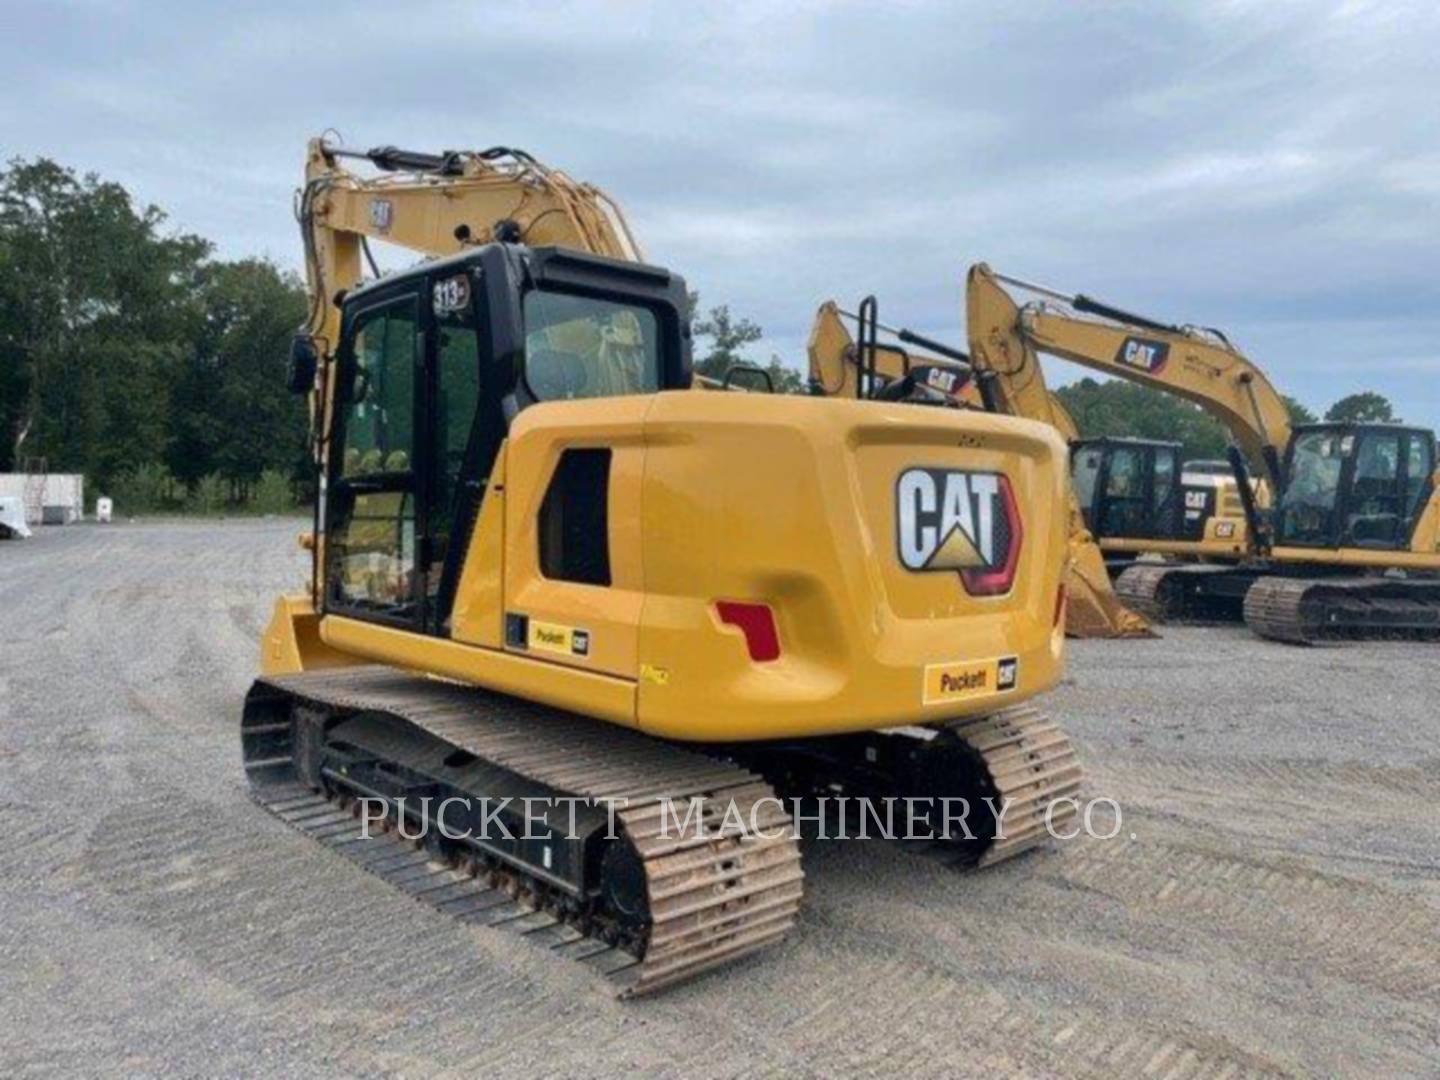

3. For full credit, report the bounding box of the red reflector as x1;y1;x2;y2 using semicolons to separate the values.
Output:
1053;583;1067;628
715;601;781;662
960;474;1024;596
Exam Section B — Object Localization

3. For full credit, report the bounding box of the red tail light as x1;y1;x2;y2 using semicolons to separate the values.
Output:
715;601;781;662
960;475;1024;596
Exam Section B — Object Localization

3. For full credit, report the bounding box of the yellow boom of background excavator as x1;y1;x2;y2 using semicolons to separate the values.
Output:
241;139;1082;996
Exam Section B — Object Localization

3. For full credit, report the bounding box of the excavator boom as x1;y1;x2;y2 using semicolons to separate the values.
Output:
297;138;640;359
972;266;1291;488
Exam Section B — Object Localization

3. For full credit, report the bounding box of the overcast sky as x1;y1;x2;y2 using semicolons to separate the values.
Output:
5;1;1438;428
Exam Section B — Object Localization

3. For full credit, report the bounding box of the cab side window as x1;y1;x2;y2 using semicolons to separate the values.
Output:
1347;432;1402;547
1071;448;1103;525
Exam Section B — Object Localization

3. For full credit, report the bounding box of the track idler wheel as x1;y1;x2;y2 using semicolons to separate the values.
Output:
600;837;651;932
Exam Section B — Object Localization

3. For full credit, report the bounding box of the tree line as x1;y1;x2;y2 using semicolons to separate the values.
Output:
0;156;1405;513
0;157;789;513
0;158;309;511
1055;378;1400;462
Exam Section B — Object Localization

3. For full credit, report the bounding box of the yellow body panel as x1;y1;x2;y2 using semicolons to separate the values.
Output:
807;300;1151;640
449;452;508;649
268;391;1070;744
320;615;638;726
259;594;364;676
628;394;1067;740
501;397;650;679
1101;513;1252;559
1271;544;1440;571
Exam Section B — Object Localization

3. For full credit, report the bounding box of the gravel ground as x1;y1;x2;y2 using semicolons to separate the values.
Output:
1;520;1436;1078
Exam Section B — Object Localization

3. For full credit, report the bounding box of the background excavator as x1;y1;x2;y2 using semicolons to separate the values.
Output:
964;265;1440;643
242;138;1082;996
807;300;1154;639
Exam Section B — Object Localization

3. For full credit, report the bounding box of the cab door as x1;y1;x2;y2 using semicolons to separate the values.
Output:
323;270;494;634
1097;445;1149;539
1343;429;1405;548
1151;446;1181;539
1071;443;1104;533
422;268;497;635
324;288;426;628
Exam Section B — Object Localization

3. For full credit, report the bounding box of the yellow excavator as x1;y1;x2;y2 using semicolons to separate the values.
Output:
242;139;1082;996
964;264;1440;642
807;299;1154;639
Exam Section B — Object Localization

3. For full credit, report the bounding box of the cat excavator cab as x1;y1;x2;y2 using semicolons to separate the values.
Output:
241;139;1083;997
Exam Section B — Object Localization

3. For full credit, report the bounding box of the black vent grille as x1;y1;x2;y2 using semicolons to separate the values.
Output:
539;449;612;586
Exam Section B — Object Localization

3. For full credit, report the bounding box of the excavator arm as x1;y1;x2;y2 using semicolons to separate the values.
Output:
290;136;646;459
296;137;641;360
966;264;1293;490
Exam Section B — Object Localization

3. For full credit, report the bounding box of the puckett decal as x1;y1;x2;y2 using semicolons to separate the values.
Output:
896;468;1022;595
526;619;592;658
922;654;1020;705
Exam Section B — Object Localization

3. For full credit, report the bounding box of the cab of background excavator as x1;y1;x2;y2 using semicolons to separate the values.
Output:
1071;437;1182;541
1275;423;1435;549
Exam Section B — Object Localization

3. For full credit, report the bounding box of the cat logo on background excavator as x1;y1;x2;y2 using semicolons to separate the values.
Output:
1115;335;1169;374
896;468;1023;596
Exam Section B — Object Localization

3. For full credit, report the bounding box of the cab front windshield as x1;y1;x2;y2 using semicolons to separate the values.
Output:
1277;430;1348;545
522;290;661;401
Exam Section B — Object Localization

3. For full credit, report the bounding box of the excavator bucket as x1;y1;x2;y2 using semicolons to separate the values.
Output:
1065;527;1156;638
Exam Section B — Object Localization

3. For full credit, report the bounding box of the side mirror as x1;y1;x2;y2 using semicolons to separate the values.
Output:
287;335;320;394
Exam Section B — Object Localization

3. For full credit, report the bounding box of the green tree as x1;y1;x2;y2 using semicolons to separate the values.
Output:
1324;391;1395;423
687;292;803;393
0;158;209;479
111;462;178;515
187;472;226;514
169;258;308;491
0;157;311;500
251;469;295;514
692;301;764;381
1055;377;1229;461
1283;395;1317;426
